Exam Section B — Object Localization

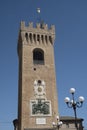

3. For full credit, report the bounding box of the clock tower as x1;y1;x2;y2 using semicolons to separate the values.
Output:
16;21;59;130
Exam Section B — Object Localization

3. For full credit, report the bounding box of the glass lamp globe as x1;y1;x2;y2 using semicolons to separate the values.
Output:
64;97;70;103
58;121;63;126
56;116;59;120
79;96;84;103
70;99;74;104
52;122;56;126
70;88;75;94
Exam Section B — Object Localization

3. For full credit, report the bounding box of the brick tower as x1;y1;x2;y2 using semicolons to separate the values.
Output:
16;21;59;130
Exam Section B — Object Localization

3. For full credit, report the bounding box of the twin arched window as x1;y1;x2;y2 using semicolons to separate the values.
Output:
33;48;44;65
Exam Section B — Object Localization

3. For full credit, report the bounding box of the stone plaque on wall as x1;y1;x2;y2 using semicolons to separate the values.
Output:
36;118;46;124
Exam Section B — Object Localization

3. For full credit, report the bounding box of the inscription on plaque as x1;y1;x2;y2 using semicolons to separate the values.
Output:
36;118;46;124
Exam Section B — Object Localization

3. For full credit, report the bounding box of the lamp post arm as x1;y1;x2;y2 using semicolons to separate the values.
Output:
76;102;83;108
66;102;73;108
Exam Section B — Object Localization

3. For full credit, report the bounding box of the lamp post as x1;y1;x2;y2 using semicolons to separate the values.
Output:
52;116;63;130
64;88;84;129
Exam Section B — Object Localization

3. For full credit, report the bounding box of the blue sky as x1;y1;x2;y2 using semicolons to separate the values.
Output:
0;0;87;129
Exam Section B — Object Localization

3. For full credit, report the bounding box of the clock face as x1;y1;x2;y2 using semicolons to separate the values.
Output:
35;85;44;96
38;86;42;92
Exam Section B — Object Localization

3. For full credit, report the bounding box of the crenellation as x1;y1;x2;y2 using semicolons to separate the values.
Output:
20;21;55;33
36;23;40;28
20;21;25;30
41;23;48;30
19;21;55;46
50;25;55;32
29;22;33;28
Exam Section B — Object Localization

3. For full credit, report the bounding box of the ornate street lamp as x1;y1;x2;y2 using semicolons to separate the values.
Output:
52;116;63;130
64;88;84;129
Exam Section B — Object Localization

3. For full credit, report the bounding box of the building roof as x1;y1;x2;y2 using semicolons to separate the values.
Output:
60;116;84;121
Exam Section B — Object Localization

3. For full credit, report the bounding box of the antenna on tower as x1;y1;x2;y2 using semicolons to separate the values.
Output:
37;8;41;23
37;8;40;14
36;8;44;26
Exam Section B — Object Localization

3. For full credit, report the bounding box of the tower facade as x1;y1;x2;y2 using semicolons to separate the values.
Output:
17;21;59;130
